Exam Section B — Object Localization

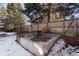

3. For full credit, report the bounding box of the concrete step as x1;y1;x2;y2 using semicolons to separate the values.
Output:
0;20;4;29
0;26;4;28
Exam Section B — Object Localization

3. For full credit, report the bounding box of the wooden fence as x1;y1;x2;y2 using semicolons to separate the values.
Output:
25;19;79;36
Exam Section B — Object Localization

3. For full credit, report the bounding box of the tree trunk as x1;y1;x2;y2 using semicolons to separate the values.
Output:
38;23;39;31
75;19;78;39
46;4;51;32
31;23;33;32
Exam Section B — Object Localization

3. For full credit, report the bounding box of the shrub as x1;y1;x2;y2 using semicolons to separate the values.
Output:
5;24;14;32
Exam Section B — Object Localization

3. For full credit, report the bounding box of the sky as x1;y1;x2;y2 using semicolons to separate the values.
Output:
0;3;25;9
0;3;8;8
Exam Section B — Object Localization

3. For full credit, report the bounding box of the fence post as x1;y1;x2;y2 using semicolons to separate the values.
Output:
75;19;78;39
62;18;65;35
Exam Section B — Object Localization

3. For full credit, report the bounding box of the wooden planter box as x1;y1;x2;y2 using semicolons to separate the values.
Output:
16;33;60;56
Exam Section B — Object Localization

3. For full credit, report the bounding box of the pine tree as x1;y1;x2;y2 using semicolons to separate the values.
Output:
6;3;24;32
23;3;43;32
0;7;7;19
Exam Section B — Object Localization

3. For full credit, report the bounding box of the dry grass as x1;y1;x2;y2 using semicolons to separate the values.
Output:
62;35;79;47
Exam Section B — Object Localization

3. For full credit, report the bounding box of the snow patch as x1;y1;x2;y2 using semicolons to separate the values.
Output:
49;39;79;56
0;34;32;56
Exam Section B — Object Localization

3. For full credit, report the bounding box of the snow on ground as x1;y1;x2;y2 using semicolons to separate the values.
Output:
49;39;79;56
0;32;79;56
0;33;32;56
